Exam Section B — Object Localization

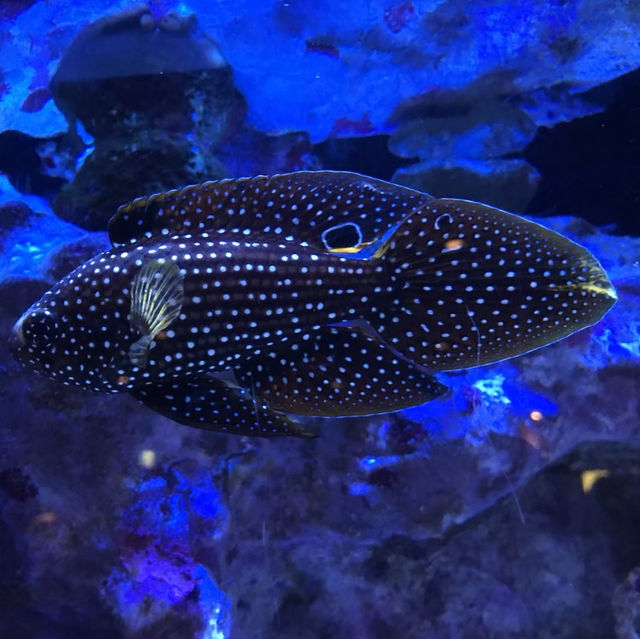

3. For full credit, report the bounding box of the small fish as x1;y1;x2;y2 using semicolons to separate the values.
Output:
9;171;617;437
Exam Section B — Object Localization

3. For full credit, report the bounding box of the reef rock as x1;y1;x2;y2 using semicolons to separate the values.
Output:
3;1;640;222
389;99;540;211
49;6;245;230
2;0;640;142
0;180;108;317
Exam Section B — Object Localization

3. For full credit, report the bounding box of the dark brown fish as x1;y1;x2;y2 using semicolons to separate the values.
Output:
9;171;616;436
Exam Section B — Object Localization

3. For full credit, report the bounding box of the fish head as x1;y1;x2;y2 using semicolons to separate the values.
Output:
10;299;67;377
10;253;139;391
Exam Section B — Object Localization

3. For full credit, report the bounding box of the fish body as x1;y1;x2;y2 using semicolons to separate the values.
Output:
10;171;617;437
16;237;385;390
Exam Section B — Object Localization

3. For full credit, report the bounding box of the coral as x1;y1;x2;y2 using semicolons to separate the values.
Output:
103;466;229;636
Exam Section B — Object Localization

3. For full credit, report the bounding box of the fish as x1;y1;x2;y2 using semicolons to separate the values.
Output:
9;170;617;437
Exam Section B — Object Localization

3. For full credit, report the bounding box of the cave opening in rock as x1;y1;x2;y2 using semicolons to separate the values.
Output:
525;67;640;237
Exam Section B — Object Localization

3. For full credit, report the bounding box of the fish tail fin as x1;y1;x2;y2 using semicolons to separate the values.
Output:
366;198;617;371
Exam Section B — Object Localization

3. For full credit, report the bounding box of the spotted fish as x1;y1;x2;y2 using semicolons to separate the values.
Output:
9;171;616;437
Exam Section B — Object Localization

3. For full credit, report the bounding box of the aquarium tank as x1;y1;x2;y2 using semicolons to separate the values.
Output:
0;1;639;638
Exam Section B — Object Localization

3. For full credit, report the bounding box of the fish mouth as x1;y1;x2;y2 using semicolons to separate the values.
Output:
8;315;26;362
8;308;56;365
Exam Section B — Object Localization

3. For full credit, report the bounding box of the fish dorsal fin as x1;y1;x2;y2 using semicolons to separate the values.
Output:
108;171;434;251
128;259;184;367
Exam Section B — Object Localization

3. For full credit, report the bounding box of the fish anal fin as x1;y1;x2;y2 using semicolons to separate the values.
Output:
235;326;448;417
132;378;314;438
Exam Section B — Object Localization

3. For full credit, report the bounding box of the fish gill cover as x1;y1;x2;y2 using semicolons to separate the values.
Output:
0;2;639;639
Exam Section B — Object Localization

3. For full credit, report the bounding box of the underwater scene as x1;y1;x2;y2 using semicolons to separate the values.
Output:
0;1;640;637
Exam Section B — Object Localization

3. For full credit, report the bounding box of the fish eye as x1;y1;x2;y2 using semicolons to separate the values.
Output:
321;222;363;250
21;309;58;348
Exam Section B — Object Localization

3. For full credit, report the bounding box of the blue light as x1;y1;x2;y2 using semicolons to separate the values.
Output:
104;467;231;632
472;373;511;405
358;455;401;472
348;482;372;496
194;564;230;639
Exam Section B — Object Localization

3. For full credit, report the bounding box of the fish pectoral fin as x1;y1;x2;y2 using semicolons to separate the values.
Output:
129;335;153;368
234;326;448;417
128;259;184;367
131;377;315;438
